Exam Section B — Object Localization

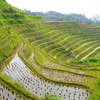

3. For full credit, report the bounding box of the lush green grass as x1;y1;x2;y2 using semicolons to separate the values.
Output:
88;79;100;100
71;57;100;65
0;0;26;13
44;93;61;100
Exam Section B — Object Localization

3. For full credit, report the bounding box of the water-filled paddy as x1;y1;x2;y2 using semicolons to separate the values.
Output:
0;84;23;100
2;54;90;100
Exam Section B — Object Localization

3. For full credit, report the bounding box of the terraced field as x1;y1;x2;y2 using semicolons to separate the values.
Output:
0;0;100;100
16;21;100;99
20;21;100;64
0;84;24;100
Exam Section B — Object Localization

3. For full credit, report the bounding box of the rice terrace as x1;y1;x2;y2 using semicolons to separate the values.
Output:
0;0;100;100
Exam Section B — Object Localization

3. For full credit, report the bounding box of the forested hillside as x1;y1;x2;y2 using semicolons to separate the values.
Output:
0;0;100;100
25;10;92;22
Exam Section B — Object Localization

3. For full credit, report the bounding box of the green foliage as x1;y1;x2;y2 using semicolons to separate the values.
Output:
0;13;43;21
0;0;43;21
10;35;19;43
25;10;94;23
0;25;21;63
44;93;61;100
71;57;100;65
88;79;100;100
0;0;26;14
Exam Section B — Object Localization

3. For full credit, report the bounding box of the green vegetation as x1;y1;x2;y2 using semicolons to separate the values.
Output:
0;25;21;65
25;10;100;26
0;0;100;100
25;10;92;23
0;0;26;13
0;74;40;100
44;93;61;100
88;79;100;100
70;57;100;65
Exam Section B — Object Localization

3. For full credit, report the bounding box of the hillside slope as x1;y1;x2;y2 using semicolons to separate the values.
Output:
0;0;44;99
0;0;100;100
26;10;92;23
0;0;26;13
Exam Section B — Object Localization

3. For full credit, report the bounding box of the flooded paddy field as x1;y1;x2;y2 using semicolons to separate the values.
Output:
2;54;90;100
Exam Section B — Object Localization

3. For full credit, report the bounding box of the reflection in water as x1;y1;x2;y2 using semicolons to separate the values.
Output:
0;84;23;100
2;54;90;100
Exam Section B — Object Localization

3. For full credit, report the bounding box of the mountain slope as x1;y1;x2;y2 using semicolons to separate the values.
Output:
0;1;44;99
0;0;100;100
0;0;26;13
25;10;93;23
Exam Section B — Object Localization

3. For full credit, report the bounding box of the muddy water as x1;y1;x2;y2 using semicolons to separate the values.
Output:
2;54;90;100
0;84;23;100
